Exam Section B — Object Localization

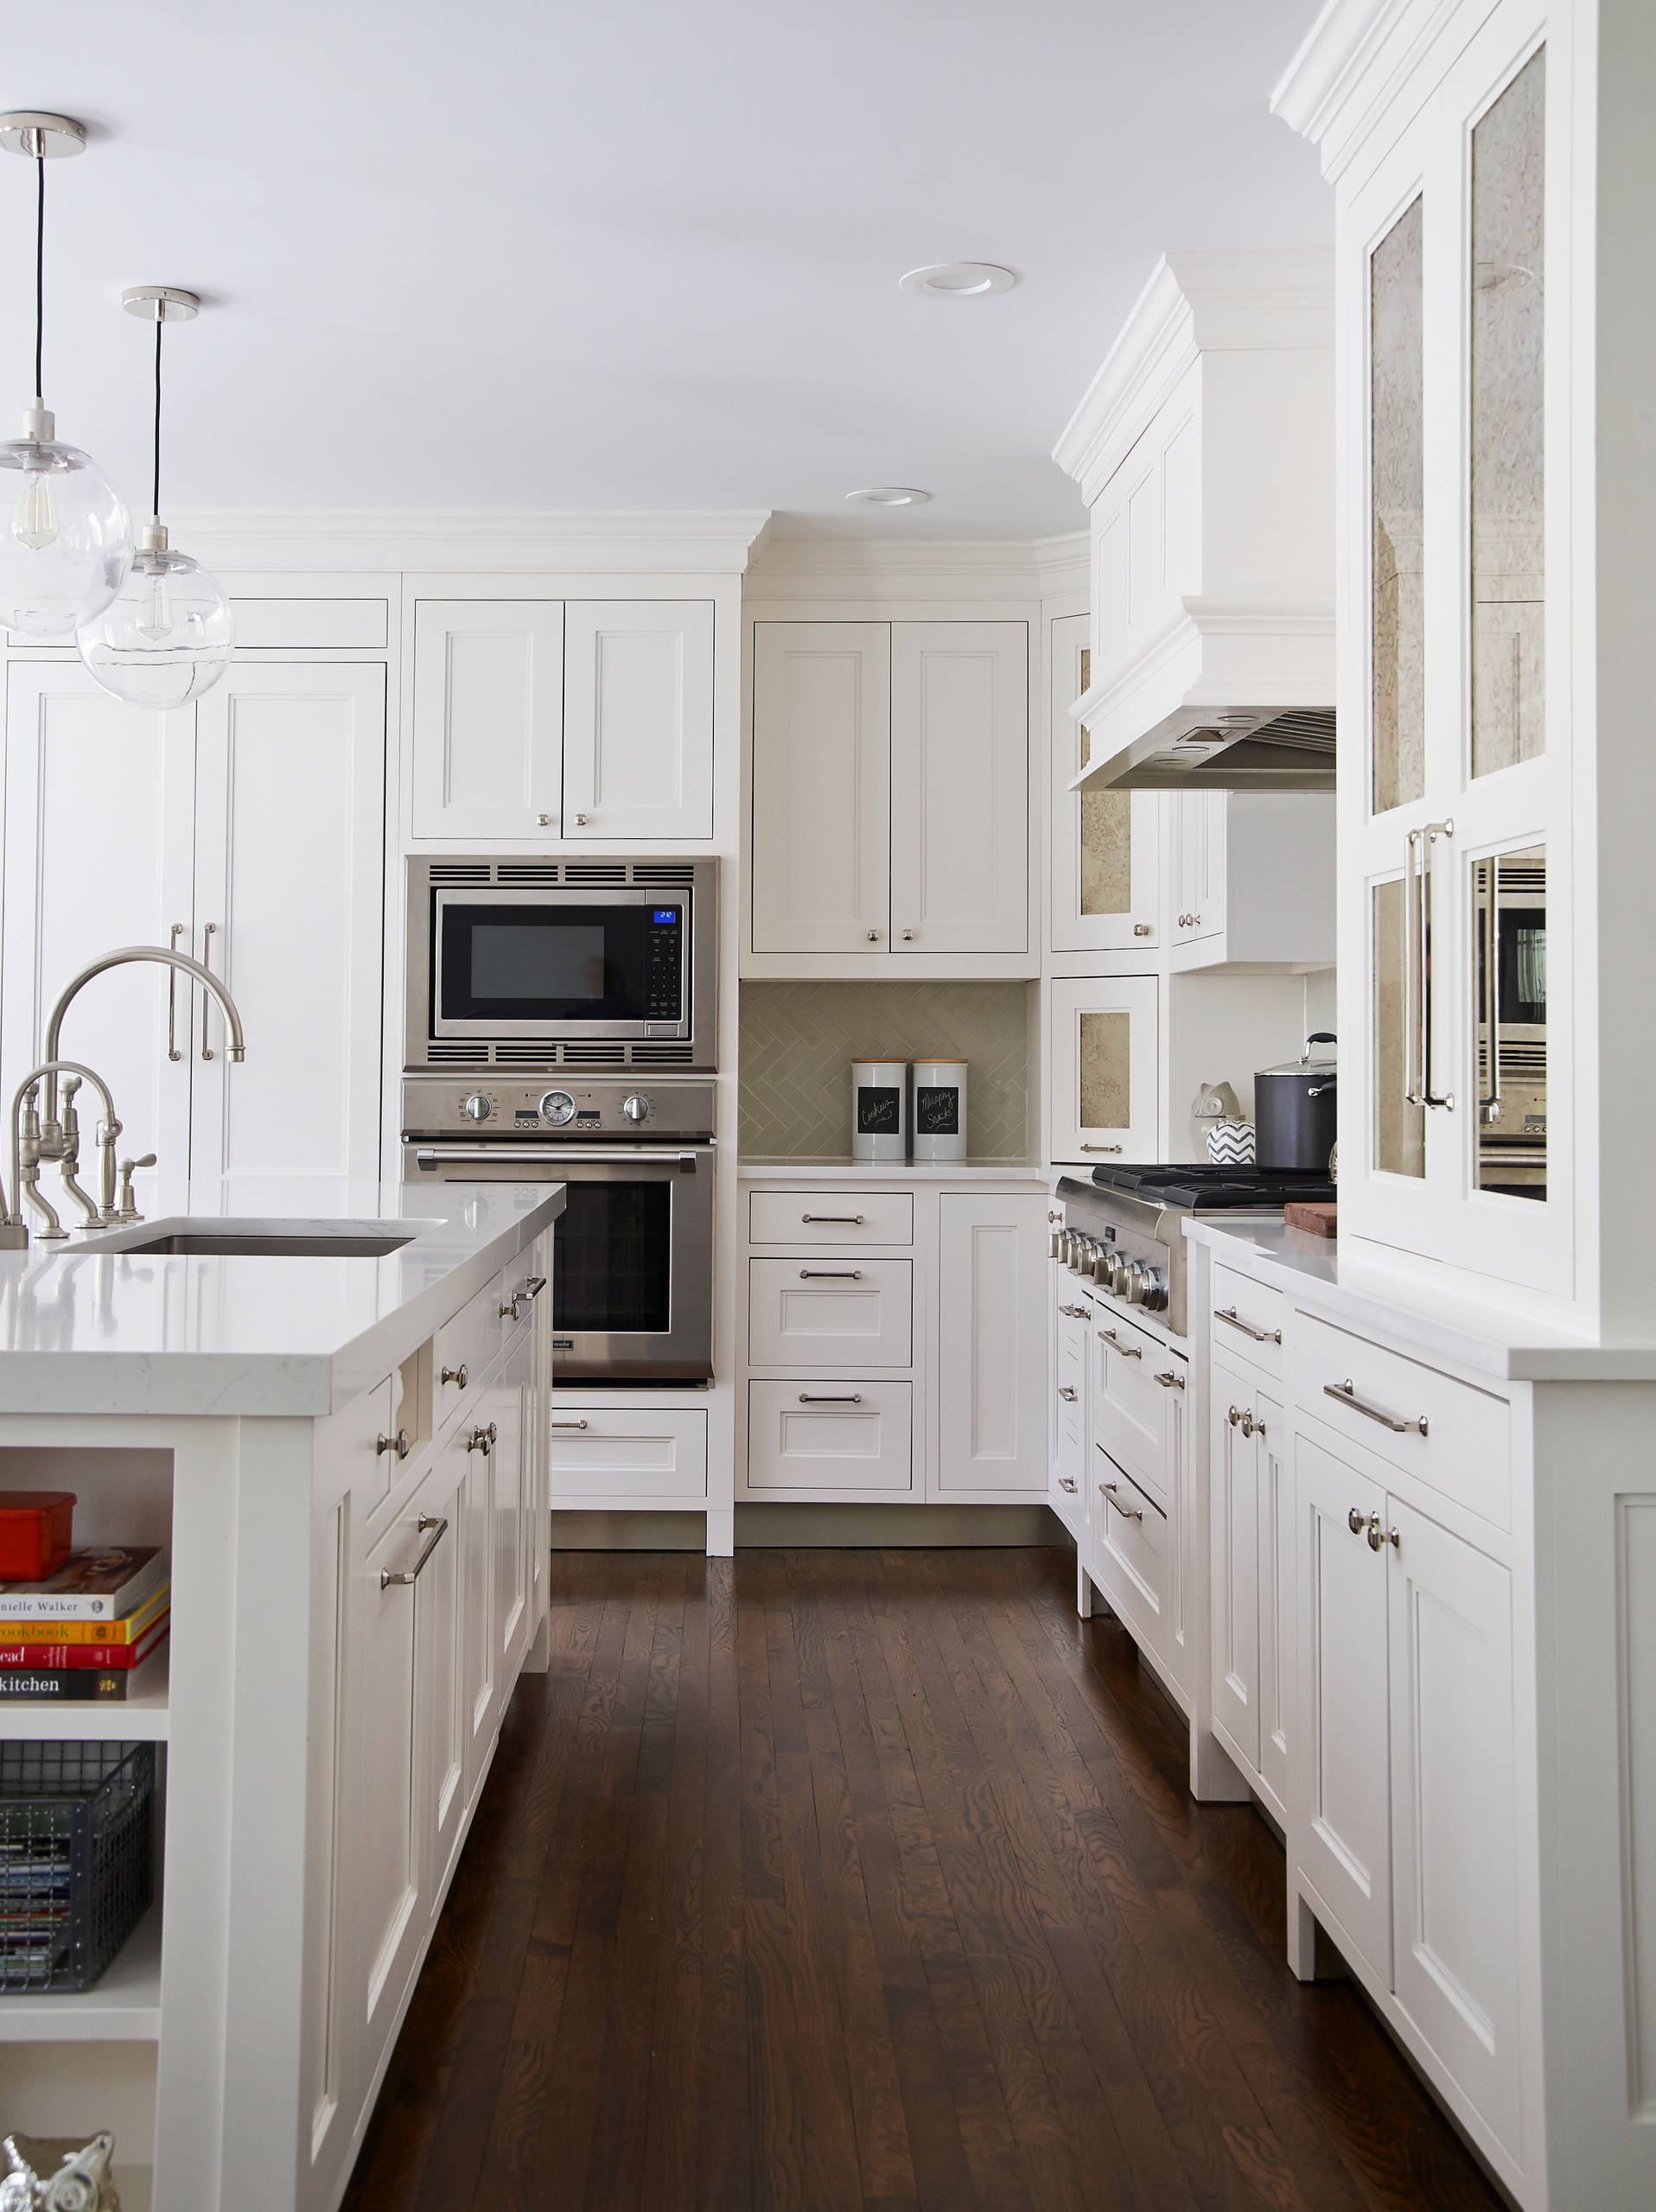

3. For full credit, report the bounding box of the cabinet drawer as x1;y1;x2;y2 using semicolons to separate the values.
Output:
1297;1311;1511;1529
747;1382;912;1492
1211;1264;1284;1376
1092;1451;1169;1659
748;1190;914;1246
748;1257;913;1367
434;1270;505;1422
547;1408;708;1501
1091;1307;1173;1507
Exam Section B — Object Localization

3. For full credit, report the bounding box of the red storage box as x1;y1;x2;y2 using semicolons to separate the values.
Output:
0;1493;76;1580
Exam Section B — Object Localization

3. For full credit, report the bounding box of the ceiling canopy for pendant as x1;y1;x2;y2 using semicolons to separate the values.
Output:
76;286;234;709
0;112;133;641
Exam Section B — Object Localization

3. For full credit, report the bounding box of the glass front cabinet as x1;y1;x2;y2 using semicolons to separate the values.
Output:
1332;0;1570;1302
1048;613;1161;953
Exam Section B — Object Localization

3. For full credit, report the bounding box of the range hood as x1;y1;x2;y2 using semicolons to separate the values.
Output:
1053;251;1335;795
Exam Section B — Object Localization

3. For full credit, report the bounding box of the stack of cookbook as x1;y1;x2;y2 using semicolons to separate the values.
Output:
0;1548;171;1701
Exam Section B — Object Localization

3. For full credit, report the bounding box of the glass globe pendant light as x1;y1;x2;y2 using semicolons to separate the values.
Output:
0;113;132;639
76;287;233;708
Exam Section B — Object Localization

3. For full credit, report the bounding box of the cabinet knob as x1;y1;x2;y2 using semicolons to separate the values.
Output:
1133;922;1152;937
901;929;914;941
467;1421;498;1455
575;813;589;825
1347;1506;1367;1535
441;1363;468;1388
1366;1516;1400;1554
377;1428;411;1459
866;930;881;942
537;813;553;827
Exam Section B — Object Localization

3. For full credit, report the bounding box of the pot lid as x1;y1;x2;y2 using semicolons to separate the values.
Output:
1258;1031;1337;1077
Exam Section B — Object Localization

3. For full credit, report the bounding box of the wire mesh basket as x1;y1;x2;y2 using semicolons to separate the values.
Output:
0;1740;155;1993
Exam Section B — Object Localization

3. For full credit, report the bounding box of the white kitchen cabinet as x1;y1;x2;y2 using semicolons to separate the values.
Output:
1051;1270;1092;1537
413;1429;470;1907
1256;1386;1290;1817
1211;1347;1262;1770
547;1405;709;1503
410;599;564;838
1047;976;1158;1166
749;620;1028;961
751;620;890;953
190;663;386;1183
1168;792;1226;951
1165;791;1336;969
1;659;387;1204
747;1379;913;1493
458;1405;497;1793
1386;1493;1521;2156
1295;1430;1392;1979
491;1323;532;1681
890;622;1028;954
934;1192;1047;1492
1;664;195;1211
1048;613;1160;955
561;600;715;839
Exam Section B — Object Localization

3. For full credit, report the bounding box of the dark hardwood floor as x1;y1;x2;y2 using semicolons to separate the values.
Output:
343;1548;1505;2212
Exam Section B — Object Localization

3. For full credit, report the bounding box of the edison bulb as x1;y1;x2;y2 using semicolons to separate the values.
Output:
0;410;132;639
76;525;233;709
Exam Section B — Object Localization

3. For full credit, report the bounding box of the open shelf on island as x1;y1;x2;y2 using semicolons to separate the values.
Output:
0;1640;169;1742
0;1898;161;2041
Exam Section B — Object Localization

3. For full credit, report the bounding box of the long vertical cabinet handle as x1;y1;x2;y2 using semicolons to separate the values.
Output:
1481;855;1501;1122
167;923;186;1061
1421;820;1455;1109
1404;829;1421;1106
200;921;218;1061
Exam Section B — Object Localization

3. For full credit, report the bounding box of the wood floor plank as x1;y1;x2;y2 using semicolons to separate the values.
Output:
347;1548;1504;2212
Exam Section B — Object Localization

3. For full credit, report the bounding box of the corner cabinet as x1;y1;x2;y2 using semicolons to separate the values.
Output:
411;597;715;840
750;620;1029;961
1283;0;1576;1309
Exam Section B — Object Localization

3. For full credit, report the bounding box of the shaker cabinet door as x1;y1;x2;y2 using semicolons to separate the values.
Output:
751;621;890;953
562;600;714;839
1210;1352;1261;1770
1048;976;1158;1166
1048;613;1160;954
890;621;1028;954
934;1193;1048;1494
411;599;564;837
1294;1432;1392;1980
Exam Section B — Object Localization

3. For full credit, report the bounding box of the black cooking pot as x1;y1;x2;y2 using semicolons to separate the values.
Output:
1254;1033;1337;1173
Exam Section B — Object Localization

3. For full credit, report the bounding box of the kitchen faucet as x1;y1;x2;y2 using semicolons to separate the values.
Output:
0;944;250;1250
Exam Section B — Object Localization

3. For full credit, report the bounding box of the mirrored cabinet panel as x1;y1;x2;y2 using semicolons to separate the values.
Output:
1469;48;1545;780
1372;874;1425;1180
1474;844;1545;1198
1370;196;1425;817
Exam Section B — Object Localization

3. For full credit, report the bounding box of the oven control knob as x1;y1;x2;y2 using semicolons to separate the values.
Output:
537;1090;576;1127
461;1092;492;1122
621;1094;651;1123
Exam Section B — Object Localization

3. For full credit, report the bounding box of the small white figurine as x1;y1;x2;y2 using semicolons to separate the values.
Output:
0;2135;120;2212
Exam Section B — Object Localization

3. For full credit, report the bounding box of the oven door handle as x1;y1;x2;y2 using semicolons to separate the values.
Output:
411;1145;711;1167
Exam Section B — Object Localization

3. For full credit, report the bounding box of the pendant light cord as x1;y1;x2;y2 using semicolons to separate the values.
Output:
33;150;43;399
152;313;162;518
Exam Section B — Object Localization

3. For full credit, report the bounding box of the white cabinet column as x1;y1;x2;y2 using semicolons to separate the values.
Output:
188;663;386;1184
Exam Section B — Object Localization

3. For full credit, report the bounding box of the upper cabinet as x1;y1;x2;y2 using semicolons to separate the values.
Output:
750;619;1029;965
1048;613;1161;953
1277;0;1578;1310
411;597;715;842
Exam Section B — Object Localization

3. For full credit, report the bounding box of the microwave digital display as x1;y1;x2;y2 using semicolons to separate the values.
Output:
436;899;685;1025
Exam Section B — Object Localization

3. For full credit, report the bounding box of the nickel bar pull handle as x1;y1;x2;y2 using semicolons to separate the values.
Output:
799;1392;863;1404
1058;1303;1090;1319
467;1421;498;1455
1098;1329;1141;1359
167;923;185;1060
1366;1514;1402;1554
1214;1306;1281;1345
549;1418;589;1430
1079;1143;1123;1154
381;1514;448;1588
1154;1369;1185;1391
800;1268;861;1280
1324;1377;1429;1437
376;1428;411;1460
199;921;218;1061
441;1363;468;1389
1058;1478;1078;1493
1058;1387;1078;1402
1422;819;1455;1109
801;1213;864;1224
1101;1481;1143;1523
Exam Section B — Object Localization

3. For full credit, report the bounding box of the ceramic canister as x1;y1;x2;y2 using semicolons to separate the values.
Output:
910;1059;967;1161
850;1059;908;1160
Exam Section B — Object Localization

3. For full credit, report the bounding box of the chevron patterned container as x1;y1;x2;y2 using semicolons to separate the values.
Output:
1206;1120;1257;1167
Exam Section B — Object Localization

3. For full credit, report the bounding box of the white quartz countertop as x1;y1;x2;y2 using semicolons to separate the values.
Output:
1183;1216;1656;1381
739;1158;1046;1182
0;1178;564;1418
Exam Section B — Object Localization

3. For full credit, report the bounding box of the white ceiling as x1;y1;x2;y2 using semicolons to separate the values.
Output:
4;1;1329;542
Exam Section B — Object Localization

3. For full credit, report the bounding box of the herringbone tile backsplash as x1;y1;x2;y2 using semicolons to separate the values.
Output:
739;981;1031;1160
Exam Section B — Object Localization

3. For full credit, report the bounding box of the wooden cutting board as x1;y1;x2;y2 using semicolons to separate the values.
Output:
1284;1201;1337;1239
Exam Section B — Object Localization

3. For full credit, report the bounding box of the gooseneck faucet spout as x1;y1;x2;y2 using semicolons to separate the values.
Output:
42;944;247;1126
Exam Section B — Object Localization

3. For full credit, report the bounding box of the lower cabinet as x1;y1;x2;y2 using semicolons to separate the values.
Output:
1210;1347;1291;1821
1295;1428;1521;2156
748;1381;914;1492
547;1404;710;1503
935;1193;1047;1493
1050;1274;1094;1538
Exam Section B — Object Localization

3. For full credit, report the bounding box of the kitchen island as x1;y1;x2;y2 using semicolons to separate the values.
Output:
0;1177;564;2212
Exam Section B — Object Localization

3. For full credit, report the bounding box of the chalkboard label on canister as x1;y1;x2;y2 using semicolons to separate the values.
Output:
910;1059;967;1161
850;1060;908;1160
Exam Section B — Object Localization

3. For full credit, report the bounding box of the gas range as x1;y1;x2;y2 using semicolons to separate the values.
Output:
1053;1164;1337;1337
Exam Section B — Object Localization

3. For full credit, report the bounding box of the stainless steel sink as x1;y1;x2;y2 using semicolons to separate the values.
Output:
83;1217;417;1259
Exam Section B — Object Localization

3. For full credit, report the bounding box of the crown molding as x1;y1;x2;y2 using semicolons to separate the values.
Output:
164;508;774;576
1033;531;1089;599
1051;251;1334;505
1271;0;1465;178
742;535;1063;602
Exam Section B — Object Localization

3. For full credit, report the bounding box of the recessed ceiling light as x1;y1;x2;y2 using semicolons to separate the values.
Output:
844;486;932;508
899;262;1017;300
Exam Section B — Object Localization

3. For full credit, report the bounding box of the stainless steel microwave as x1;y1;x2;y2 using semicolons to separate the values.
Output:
404;856;718;1072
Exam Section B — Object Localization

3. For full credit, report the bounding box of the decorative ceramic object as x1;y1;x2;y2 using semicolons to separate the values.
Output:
1206;1120;1257;1167
850;1058;906;1161
0;2134;119;2212
909;1059;967;1161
